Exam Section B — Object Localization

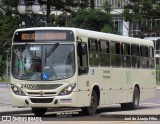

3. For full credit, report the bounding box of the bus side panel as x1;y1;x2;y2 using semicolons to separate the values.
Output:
144;69;156;101
111;68;128;104
77;74;91;107
96;67;112;105
129;69;143;102
77;91;91;107
140;69;152;101
129;69;153;102
150;69;156;89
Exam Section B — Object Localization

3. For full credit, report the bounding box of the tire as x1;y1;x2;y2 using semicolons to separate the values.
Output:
121;87;140;110
130;86;140;110
32;107;47;117
81;90;98;115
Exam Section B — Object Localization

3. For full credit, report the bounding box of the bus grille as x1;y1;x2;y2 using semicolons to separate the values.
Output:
26;84;62;90
30;98;53;103
27;92;56;96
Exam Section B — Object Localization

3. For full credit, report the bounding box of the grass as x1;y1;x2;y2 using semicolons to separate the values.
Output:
0;79;10;83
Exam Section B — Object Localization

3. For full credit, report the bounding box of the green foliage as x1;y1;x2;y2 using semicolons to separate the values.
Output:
101;24;113;33
66;9;114;32
0;1;18;60
0;6;18;55
1;0;90;27
46;14;55;26
123;0;160;37
55;12;68;27
2;0;19;7
0;59;6;79
52;0;89;12
0;0;91;56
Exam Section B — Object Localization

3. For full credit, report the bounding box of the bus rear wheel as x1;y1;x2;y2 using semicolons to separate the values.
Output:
130;86;140;109
81;90;97;115
121;87;140;110
32;107;47;117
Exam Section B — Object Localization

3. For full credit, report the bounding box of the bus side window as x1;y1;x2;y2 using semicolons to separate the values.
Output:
88;38;99;66
140;46;149;68
121;43;131;67
77;42;88;75
111;41;121;67
131;45;140;68
149;46;155;68
99;40;110;66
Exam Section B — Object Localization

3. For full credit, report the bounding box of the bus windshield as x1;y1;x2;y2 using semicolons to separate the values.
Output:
12;44;75;81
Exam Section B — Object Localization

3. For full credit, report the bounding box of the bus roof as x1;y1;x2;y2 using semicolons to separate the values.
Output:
15;27;153;46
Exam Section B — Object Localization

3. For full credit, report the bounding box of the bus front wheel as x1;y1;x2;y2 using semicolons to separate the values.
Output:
81;90;98;115
31;107;47;117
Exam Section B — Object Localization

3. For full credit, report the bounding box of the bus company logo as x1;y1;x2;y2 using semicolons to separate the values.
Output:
39;91;44;96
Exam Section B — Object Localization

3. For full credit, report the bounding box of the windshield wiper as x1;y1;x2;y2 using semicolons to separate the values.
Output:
46;42;59;57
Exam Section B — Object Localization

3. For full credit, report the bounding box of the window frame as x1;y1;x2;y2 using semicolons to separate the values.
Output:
131;44;140;68
77;42;88;75
121;43;131;67
88;38;99;66
99;40;110;67
110;41;121;67
140;46;149;68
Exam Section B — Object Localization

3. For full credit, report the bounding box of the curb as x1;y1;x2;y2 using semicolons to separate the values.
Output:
0;109;32;115
0;108;78;115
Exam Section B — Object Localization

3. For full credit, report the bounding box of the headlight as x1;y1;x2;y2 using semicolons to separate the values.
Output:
59;84;76;96
11;84;26;96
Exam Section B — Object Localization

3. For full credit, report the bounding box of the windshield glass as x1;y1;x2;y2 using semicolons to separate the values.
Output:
12;44;75;81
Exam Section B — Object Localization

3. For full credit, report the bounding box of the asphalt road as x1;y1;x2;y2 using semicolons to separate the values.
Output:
6;104;160;121
1;83;160;122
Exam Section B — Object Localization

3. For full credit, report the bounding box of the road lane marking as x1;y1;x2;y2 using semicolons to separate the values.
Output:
140;103;160;106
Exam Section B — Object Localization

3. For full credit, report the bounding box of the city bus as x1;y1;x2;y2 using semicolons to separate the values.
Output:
11;27;156;116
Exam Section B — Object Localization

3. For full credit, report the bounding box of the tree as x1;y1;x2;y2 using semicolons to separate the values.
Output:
90;0;95;9
101;24;113;33
55;12;68;27
66;9;114;32
1;0;19;7
2;0;89;13
43;0;89;25
0;0;90;52
123;0;160;38
0;7;18;58
0;59;6;79
1;0;90;26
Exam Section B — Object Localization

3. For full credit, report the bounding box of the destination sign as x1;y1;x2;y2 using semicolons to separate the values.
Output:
21;32;67;41
14;30;74;42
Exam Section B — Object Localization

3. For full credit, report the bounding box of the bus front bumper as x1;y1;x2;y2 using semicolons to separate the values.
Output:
11;91;78;108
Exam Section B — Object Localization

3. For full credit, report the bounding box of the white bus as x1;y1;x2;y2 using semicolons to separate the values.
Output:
11;27;156;116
